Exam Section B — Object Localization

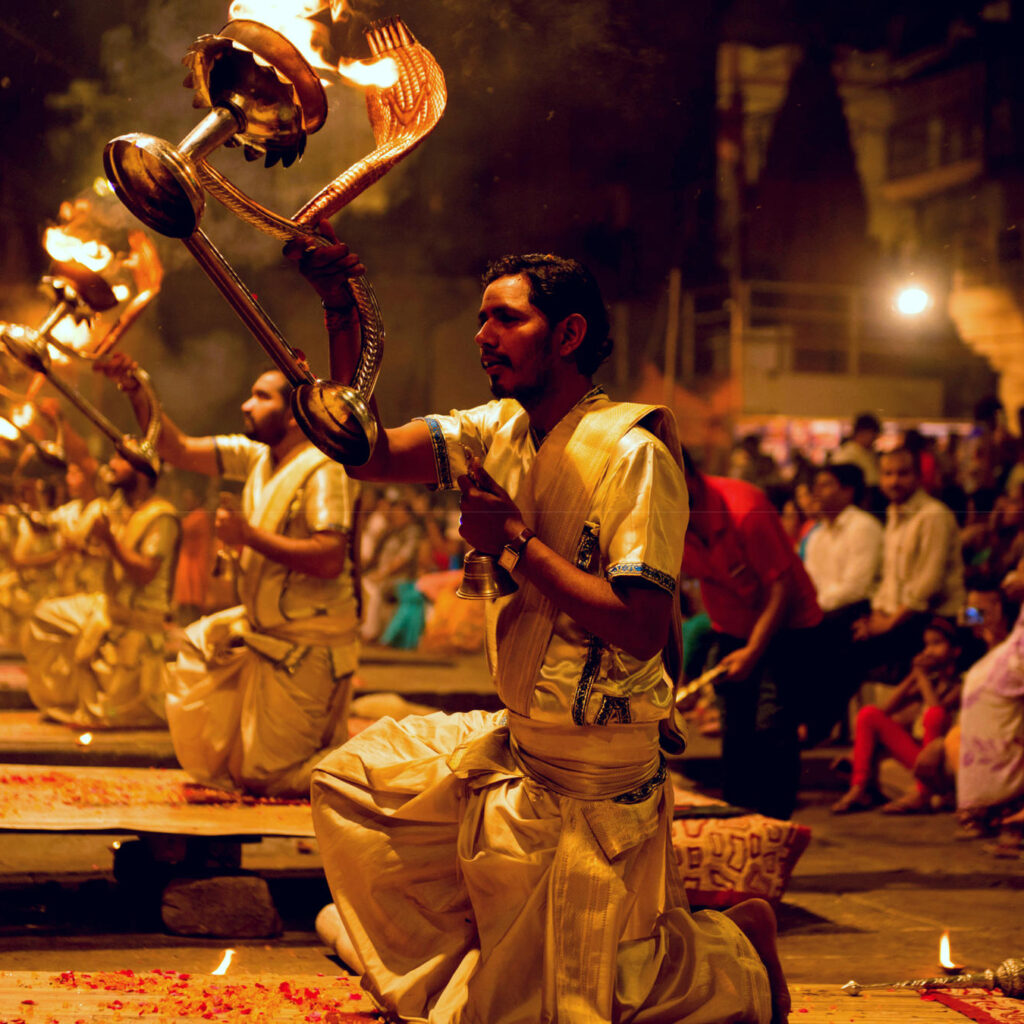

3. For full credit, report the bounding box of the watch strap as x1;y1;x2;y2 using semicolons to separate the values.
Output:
499;526;535;572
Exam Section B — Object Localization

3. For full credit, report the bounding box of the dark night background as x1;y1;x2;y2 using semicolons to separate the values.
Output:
0;0;1002;438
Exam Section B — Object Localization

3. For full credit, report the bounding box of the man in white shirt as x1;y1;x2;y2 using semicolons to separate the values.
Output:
852;446;965;682
805;463;882;616
804;462;884;740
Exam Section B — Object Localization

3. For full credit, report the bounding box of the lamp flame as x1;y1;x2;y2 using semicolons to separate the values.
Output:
336;57;398;88
212;948;235;975
11;404;34;429
939;931;963;971
112;284;131;302
0;418;20;441
227;0;398;88
77;732;93;746
43;228;114;273
49;316;93;361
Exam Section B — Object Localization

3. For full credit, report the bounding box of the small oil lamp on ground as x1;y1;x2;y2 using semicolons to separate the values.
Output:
939;930;965;973
842;956;1024;998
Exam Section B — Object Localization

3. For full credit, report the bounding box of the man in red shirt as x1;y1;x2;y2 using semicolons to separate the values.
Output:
681;446;824;819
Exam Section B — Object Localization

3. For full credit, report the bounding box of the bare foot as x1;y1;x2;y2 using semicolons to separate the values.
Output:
880;792;930;815
999;806;1024;827
315;902;365;975
725;898;791;1023
830;785;873;815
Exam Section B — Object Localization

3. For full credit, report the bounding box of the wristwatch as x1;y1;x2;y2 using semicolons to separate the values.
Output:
498;526;535;573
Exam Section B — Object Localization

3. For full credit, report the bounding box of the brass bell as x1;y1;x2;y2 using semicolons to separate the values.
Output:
456;550;518;600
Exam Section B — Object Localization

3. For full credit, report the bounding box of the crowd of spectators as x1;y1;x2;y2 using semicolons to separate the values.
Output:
683;398;1024;853
356;485;475;653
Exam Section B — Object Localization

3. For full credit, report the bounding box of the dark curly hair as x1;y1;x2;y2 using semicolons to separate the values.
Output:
481;254;613;376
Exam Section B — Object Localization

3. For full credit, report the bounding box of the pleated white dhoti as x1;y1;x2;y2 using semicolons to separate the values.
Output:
312;709;771;1024
24;592;169;728
167;604;356;798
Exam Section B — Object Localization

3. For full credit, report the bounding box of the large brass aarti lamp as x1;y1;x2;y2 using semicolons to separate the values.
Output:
103;15;446;466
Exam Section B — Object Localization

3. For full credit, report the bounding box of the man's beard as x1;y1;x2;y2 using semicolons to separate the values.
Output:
244;417;287;446
488;366;551;407
489;380;546;405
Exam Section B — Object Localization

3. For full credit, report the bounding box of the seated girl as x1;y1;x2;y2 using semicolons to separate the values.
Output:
832;617;963;814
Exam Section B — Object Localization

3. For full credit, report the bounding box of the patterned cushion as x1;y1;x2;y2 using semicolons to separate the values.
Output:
672;788;811;908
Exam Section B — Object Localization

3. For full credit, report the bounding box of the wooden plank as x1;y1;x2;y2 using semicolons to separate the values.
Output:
0;970;378;1022
789;984;976;1022
0;764;315;838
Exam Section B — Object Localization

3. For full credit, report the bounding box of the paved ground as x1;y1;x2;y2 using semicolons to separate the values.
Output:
1;648;1021;998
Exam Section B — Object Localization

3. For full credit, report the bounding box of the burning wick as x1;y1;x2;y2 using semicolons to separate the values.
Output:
939;931;964;972
77;733;93;746
212;948;235;975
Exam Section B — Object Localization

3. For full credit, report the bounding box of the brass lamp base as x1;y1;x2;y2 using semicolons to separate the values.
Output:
456;550;518;600
0;324;51;375
291;381;378;467
104;132;210;239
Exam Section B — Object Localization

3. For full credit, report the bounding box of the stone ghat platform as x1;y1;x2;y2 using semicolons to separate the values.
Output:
0;974;985;1023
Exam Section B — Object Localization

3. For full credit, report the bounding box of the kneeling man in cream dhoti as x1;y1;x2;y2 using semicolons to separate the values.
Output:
98;356;360;798
25;453;179;727
289;230;792;1024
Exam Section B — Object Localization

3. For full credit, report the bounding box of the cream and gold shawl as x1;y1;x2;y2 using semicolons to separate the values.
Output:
493;394;683;716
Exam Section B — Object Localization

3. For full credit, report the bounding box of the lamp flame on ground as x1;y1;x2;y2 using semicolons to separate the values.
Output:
228;0;398;88
43;228;114;273
77;733;93;746
212;948;235;975
939;931;964;971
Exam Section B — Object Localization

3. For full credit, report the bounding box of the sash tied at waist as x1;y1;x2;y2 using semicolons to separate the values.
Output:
445;709;664;803
507;711;663;801
200;604;360;680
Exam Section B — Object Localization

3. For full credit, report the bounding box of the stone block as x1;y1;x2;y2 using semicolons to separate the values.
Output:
161;875;282;938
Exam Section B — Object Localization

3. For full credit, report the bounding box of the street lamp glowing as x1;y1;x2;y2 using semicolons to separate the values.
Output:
896;286;931;316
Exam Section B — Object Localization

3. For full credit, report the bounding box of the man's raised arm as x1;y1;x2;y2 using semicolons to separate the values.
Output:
94;353;218;476
283;221;438;485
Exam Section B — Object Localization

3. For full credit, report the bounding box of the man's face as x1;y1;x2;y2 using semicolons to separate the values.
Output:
105;454;137;493
241;371;291;446
65;463;85;499
855;427;879;449
880;451;918;505
813;470;849;516
475;275;558;403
